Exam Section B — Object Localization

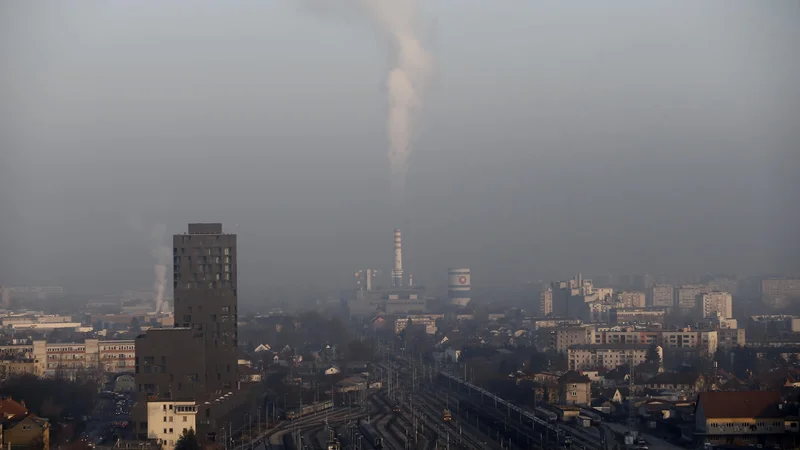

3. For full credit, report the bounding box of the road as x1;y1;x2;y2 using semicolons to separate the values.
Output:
603;422;685;450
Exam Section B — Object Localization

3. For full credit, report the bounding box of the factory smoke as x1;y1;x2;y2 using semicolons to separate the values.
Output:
302;0;432;202
148;224;171;314
363;0;432;199
126;215;171;314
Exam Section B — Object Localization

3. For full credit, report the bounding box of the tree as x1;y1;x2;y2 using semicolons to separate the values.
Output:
645;344;661;364
175;428;200;450
528;352;549;373
130;317;141;334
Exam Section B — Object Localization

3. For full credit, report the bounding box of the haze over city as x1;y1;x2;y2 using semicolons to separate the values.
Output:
4;2;800;450
2;0;798;296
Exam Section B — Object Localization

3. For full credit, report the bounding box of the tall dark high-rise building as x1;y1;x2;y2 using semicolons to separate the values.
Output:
135;223;244;441
172;223;239;393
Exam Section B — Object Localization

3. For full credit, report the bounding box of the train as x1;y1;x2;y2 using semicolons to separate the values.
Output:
534;406;558;423
443;409;452;421
391;402;401;413
285;400;334;419
359;420;384;449
578;407;602;425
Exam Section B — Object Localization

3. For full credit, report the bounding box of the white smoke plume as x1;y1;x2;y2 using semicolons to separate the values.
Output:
148;224;172;314
301;0;432;200
126;215;171;314
363;0;432;198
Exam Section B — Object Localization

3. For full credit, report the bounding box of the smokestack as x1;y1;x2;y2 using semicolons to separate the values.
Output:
366;269;373;291
392;228;403;287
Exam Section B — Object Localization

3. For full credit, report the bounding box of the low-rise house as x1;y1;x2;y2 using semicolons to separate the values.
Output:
559;371;592;406
644;371;705;397
324;366;341;376
695;391;786;447
637;399;676;420
0;397;50;450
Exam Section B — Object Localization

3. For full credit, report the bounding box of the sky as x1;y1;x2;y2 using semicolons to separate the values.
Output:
1;0;798;295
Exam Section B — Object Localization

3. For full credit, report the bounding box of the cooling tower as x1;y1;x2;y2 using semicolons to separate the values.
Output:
448;268;471;307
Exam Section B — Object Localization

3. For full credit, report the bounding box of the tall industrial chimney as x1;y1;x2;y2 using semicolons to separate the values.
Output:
392;228;404;287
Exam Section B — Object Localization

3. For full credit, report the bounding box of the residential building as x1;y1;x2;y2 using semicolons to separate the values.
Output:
611;308;666;325
172;223;239;394
761;278;800;308
617;291;646;308
588;301;617;323
555;326;595;353
633;274;654;291
135;223;261;443
661;330;718;354
707;277;739;296
594;288;614;302
567;344;659;371
0;397;50;450
0;339;135;378
649;284;674;310
701;292;733;319
643;371;705;397
717;328;746;349
394;314;442;335
695;391;785;447
146;401;197;450
539;288;553;316
0;360;35;381
676;284;708;316
594;328;660;346
559;371;592;406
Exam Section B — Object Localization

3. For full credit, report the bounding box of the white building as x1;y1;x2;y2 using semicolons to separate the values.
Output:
568;344;660;371
702;292;733;319
146;401;198;450
555;326;595;353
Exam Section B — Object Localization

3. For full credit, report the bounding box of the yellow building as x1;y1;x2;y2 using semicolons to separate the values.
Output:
0;360;36;381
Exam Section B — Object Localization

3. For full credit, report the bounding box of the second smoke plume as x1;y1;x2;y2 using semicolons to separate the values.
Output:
362;0;432;198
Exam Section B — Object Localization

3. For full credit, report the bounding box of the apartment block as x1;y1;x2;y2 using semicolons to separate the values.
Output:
761;278;800;308
555;326;595;353
0;339;135;378
568;344;658;371
701;292;733;319
611;308;666;325
618;291;646;308
540;288;553;316
650;284;675;309
676;284;708;315
146;401;198;450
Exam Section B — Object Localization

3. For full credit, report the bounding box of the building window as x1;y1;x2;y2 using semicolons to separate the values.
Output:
224;248;230;256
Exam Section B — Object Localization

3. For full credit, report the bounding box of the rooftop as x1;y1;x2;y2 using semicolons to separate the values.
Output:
697;391;783;419
569;344;650;350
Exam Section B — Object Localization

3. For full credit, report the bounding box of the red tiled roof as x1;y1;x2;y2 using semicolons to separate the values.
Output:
697;391;782;419
0;397;29;418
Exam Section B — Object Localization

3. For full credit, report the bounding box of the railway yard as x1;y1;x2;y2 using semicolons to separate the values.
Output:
235;351;644;450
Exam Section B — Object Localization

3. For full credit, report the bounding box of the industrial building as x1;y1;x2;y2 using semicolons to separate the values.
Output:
448;268;471;307
349;229;429;315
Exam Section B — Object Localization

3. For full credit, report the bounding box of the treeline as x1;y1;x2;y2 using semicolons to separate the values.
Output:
0;375;96;422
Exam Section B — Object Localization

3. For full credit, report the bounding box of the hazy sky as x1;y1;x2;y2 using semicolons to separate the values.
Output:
1;0;798;294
